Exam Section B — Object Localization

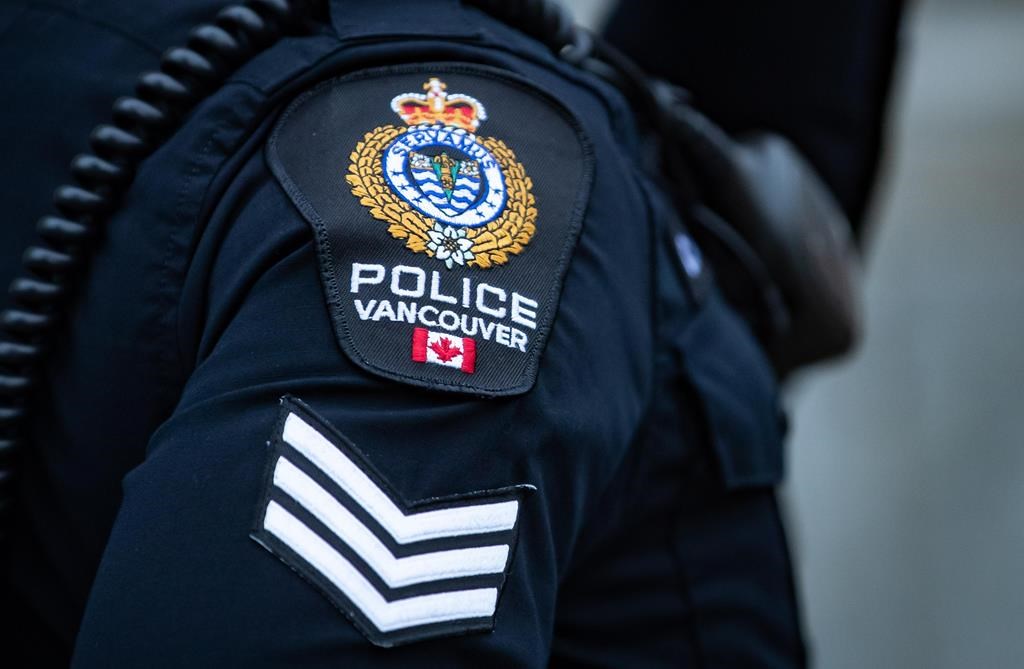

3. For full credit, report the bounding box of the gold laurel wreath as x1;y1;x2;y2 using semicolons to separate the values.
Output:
346;125;538;269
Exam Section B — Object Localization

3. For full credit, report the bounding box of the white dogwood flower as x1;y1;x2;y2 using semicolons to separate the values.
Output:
426;222;476;270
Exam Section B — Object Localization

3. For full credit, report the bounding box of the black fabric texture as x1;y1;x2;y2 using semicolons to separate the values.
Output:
551;431;805;669
267;63;594;396
678;293;785;489
329;0;481;42
649;176;785;489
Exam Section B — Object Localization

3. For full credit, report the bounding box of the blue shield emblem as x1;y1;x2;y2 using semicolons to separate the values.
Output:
409;150;482;219
383;124;507;228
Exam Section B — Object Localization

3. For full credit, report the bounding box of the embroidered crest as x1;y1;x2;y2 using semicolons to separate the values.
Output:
347;78;538;270
266;64;593;395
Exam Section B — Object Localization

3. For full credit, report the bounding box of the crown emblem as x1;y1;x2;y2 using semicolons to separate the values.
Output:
390;78;488;133
350;75;537;270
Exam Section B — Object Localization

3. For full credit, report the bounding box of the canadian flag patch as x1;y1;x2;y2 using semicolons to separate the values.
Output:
411;328;476;374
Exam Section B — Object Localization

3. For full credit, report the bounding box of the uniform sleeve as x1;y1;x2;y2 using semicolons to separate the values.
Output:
71;68;655;667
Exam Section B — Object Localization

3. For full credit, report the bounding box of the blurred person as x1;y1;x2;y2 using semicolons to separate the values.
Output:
0;0;868;666
603;0;906;240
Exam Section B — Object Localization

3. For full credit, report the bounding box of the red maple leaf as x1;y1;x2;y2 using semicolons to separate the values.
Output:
428;337;463;362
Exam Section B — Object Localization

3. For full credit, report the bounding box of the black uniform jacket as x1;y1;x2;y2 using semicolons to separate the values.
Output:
0;1;799;666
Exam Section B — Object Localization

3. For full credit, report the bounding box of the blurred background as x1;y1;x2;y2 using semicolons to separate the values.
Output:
568;0;1024;667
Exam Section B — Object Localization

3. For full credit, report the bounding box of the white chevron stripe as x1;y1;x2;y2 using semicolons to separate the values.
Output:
282;413;519;543
264;502;499;632
273;457;511;588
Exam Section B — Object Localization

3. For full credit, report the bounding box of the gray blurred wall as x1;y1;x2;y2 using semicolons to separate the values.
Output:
566;0;1024;666
786;2;1024;667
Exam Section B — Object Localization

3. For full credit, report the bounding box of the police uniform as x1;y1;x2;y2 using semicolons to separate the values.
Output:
0;0;805;666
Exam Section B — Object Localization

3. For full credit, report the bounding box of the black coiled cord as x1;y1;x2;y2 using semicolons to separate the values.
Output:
0;0;327;546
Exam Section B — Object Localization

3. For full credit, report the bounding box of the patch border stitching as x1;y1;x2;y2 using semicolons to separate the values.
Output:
250;396;533;648
265;62;596;396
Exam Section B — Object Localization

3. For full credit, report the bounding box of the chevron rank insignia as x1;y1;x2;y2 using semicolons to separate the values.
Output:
250;397;531;647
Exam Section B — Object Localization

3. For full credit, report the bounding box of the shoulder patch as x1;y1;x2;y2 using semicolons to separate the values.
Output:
267;64;594;395
251;397;531;647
